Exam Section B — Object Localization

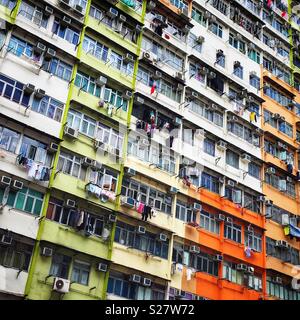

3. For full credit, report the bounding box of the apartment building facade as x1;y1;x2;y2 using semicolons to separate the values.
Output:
0;0;299;300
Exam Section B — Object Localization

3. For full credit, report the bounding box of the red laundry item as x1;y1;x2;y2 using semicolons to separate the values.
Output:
137;203;145;214
281;11;287;18
267;0;272;8
150;82;157;95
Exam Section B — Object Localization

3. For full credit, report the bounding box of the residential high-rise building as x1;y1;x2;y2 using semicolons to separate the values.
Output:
0;0;299;301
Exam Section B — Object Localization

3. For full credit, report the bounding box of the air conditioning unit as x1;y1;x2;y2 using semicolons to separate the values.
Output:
94;141;108;151
247;96;254;102
286;176;293;183
227;180;235;188
159;233;167;242
41;247;53;257
45;6;53;15
96;263;108;272
214;254;223;262
189;245;200;254
142;51;156;63
279;179;287;192
169;186;179;195
12;180;23;190
143;278;152;287
124;53;134;63
234;61;241;67
139;139;150;148
241;153;251;163
196;36;205;44
217;49;224;56
174;117;182;127
175;72;185;82
199;66;209;75
179;7;189;18
146;0;156;11
266;167;276;175
23;83;35;94
207;71;216;79
107;7;119;19
135;25;143;34
281;214;290;226
228;115;239;122
45;48;56;59
137;226;146;234
216;140;227;151
250;71;257;77
64;126;78;139
95;76;107;86
247;266;255;274
256;196;265;202
1;176;11;186
35;42;46;53
193;203;202;211
236;264;248;272
152;70;162;80
226;217;233;224
81;157;96;167
219;177;225;184
53;277;70;294
215;214;225;221
1;234;12;245
265;200;273;207
73;4;84;16
59;0;71;7
65;199;76;208
247;225;254;234
195;129;205;139
130;274;141;283
272;113;281;119
275;240;289;249
209;15;217;23
121;196;135;208
122;91;133;100
108;214;117;223
34;89;46;99
124;167;136;177
62;16;72;25
48;142;59;153
273;277;282;284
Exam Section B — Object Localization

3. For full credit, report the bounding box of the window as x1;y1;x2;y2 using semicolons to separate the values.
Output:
248;162;261;180
233;64;243;79
114;221;169;259
267;278;300;300
210;22;223;38
216;52;225;68
224;223;242;243
12;187;44;216
0;125;20;153
223;262;243;285
110;51;134;76
8;36;41;62
176;201;197;223
31;96;64;122
188;33;202;53
250;74;260;89
57;150;87;180
264;85;293;109
19;136;50;165
74;71;101;97
191;252;219;276
201;172;220;194
226;150;239;169
96;122;124;151
121;179;172;214
71;261;90;286
42;58;73;81
0;240;33;271
229;32;245;53
204;138;215;156
19;1;48;28
50;253;71;279
248;49;260;64
67;109;97;137
0;0;16;10
200;211;220;234
0;74;30;107
83;36;109;62
189;63;205;83
107;272;138;299
228;121;260;147
52;18;80;46
89;167;118;192
248;275;262;291
245;232;262;252
211;0;228;15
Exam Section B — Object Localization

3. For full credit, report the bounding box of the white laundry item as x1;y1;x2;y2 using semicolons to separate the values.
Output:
151;208;158;217
176;263;183;272
28;162;38;179
186;268;193;281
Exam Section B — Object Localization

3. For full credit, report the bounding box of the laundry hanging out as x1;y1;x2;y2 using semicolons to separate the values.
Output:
17;155;51;182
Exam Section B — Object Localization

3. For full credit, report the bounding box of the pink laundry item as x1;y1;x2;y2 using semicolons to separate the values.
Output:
137;203;145;214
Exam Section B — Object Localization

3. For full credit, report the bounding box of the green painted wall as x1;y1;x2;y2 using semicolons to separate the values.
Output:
25;0;147;300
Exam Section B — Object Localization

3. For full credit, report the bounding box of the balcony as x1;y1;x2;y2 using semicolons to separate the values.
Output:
86;16;139;55
79;51;135;90
112;242;170;280
0;266;28;298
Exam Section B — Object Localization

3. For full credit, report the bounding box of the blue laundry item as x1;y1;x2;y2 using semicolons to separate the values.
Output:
121;0;136;8
289;224;300;239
